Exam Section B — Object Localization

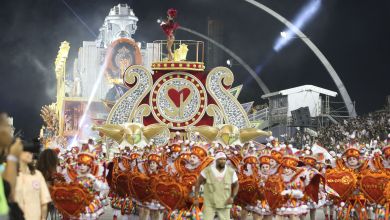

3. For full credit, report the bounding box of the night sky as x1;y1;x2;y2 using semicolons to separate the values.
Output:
0;0;389;139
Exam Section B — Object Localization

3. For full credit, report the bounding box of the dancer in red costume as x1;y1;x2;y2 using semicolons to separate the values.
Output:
160;8;179;61
65;152;109;219
254;155;273;220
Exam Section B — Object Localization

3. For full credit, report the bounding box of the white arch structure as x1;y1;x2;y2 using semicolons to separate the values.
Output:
245;0;356;117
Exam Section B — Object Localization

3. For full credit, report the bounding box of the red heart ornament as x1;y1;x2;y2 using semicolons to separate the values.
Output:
384;181;390;201
50;183;94;218
115;172;131;197
129;174;153;202
181;173;198;187
263;175;285;211
359;170;390;204
167;88;191;108
326;169;357;200
236;178;260;206
154;181;186;211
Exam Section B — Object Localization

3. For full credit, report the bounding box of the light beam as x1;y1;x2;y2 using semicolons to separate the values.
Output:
274;0;321;51
69;57;109;148
245;0;356;117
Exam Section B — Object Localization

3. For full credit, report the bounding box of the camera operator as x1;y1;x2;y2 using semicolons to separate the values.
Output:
0;113;23;219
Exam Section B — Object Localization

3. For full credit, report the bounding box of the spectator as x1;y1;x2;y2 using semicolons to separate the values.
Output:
0;113;23;219
316;111;389;150
288;111;389;152
15;150;51;220
37;149;59;186
37;149;61;220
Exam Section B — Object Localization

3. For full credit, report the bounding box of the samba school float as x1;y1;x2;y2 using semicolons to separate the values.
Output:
39;5;390;220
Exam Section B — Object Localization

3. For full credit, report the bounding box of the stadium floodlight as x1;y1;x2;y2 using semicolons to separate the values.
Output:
280;31;288;38
226;59;232;67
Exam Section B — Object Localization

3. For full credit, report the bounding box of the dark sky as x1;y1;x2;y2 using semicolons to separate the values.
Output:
0;0;389;139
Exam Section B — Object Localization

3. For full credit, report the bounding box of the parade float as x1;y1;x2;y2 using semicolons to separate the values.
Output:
39;4;265;153
41;5;273;219
40;4;390;220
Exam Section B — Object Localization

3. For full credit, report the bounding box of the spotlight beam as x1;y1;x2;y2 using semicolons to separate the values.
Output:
69;57;108;147
274;0;321;51
61;0;98;38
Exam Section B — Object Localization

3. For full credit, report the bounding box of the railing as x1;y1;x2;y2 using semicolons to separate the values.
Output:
151;40;204;63
327;101;353;119
248;107;269;121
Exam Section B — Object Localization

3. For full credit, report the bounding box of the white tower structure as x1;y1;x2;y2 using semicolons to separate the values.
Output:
57;4;156;139
96;4;139;48
71;4;145;100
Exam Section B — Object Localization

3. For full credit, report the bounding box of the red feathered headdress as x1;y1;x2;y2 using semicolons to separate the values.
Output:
167;8;178;19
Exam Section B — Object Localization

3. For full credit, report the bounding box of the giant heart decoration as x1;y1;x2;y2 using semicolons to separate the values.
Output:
263;175;285;211
359;170;390;205
167;88;191;108
236;178;260;206
154;181;186;211
50;183;94;218
326;169;357;200
129;174;153;202
181;173;198;187
115;173;131;197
